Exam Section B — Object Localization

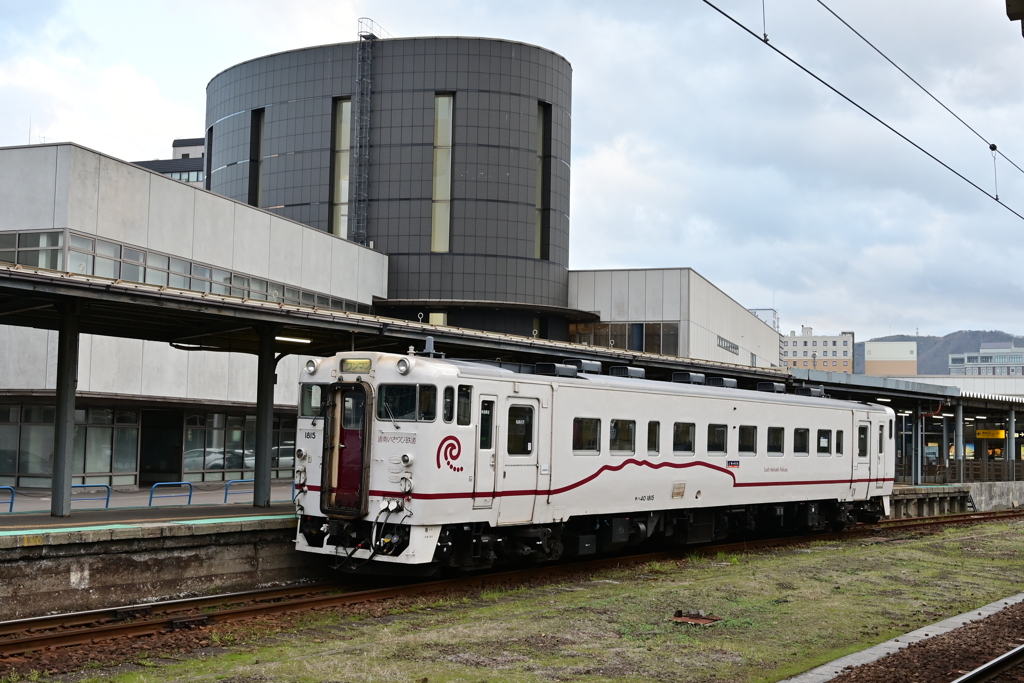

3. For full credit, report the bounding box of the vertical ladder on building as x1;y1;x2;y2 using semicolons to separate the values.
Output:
351;18;390;246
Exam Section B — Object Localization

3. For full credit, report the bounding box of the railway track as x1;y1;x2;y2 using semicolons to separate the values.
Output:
951;642;1024;682
1;509;1020;659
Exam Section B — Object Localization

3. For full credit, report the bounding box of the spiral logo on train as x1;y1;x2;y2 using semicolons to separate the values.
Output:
436;436;463;472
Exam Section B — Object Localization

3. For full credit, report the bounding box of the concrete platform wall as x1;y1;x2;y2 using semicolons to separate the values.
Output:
0;518;332;620
965;481;1024;512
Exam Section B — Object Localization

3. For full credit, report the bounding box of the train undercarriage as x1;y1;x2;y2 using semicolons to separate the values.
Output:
299;497;886;574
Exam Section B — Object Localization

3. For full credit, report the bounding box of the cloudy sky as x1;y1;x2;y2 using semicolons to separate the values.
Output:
2;0;1022;340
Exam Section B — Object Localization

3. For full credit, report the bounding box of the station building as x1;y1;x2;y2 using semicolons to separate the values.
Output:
0;33;779;491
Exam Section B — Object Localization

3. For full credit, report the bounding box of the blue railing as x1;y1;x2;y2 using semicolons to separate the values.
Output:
0;486;14;513
223;479;254;504
148;482;193;506
71;484;111;509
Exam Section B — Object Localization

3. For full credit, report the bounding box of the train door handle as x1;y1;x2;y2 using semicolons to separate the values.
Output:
503;471;506;479
490;454;495;469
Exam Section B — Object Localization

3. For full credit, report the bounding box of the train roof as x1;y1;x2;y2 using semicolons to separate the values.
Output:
443;358;891;414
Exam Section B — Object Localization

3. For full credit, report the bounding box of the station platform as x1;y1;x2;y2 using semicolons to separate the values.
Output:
0;490;326;621
0;481;296;514
890;483;973;518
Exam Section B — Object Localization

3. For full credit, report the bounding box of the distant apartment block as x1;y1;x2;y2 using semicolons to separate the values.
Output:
949;341;1024;376
781;326;854;373
864;340;917;376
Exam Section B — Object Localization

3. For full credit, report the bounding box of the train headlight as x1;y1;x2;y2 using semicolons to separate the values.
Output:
400;475;413;494
397;357;413;375
401;453;414;466
304;359;318;375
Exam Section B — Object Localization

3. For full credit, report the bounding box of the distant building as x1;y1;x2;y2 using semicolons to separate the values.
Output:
132;138;205;188
864;341;917;376
781;326;854;373
949;341;1024;376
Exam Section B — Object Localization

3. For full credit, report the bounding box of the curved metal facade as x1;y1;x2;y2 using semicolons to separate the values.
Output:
206;37;572;334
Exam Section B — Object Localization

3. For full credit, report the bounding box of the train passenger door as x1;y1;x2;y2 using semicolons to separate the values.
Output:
321;384;369;518
472;396;497;508
497;398;539;525
852;421;871;499
875;422;886;489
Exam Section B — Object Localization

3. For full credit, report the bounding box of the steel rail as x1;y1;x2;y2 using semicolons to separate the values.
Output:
0;582;349;639
1;509;1020;657
950;642;1024;683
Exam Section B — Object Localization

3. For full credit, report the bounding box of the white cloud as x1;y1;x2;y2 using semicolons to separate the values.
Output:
1;0;1023;339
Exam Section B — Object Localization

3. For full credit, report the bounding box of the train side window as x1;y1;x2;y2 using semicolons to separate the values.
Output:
418;385;437;421
767;427;784;455
479;401;494;450
572;418;600;453
738;425;756;455
817;429;831;455
878;424;885;455
648;421;660;456
793;428;809;455
836;430;844;455
442;387;455;423
610;419;635;454
507;406;533;455
857;425;869;457
457;385;472;425
673;422;695;454
707;424;727;454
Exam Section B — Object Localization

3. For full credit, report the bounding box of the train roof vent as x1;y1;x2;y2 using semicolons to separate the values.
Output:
534;362;578;378
610;366;645;379
672;372;706;384
795;385;826;397
707;377;738;388
564;358;602;374
757;382;786;393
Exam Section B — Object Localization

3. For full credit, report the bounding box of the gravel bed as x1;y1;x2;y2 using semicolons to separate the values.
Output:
830;600;1024;683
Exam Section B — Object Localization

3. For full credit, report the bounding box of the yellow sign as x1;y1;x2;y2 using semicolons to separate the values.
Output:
341;358;372;373
976;429;1006;439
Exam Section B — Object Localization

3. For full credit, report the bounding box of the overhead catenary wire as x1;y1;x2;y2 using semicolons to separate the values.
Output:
700;0;1024;223
815;0;1024;180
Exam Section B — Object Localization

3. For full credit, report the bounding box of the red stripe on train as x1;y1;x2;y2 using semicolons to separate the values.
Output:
325;458;892;500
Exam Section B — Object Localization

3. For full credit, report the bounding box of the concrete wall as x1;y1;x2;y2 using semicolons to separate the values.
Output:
0;143;388;304
965;481;1024;511
0;518;331;620
685;270;780;367
0;327;307;406
567;268;780;367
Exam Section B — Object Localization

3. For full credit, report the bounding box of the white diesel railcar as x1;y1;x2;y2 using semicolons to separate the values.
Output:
293;351;894;572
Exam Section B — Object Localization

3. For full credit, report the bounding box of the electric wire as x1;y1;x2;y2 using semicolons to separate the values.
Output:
700;0;1024;223
815;0;1024;179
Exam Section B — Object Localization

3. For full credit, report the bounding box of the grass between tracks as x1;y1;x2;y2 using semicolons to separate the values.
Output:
24;521;1024;683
